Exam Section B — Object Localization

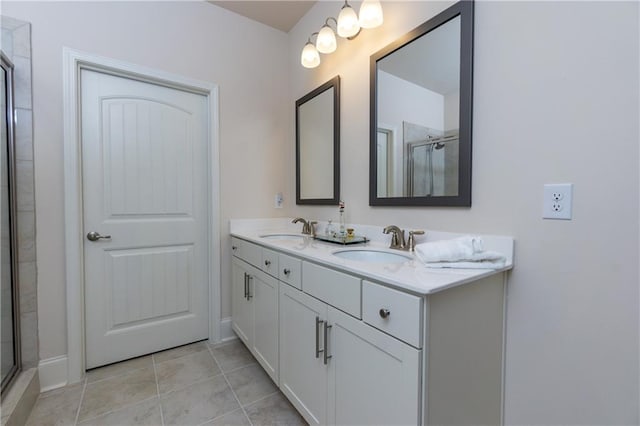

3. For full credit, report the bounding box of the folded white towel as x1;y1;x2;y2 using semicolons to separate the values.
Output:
424;256;507;270
415;236;484;263
415;236;506;270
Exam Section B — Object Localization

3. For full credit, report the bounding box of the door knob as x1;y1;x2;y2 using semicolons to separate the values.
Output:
86;231;111;242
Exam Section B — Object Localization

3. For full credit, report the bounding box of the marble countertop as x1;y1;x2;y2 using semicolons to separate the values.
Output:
230;218;514;296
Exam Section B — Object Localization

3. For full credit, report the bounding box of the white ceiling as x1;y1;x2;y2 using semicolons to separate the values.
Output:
208;1;317;33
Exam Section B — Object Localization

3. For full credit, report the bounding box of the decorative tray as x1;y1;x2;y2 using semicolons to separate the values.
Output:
313;234;369;245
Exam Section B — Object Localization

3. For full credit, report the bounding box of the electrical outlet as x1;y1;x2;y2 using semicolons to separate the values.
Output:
543;183;572;220
274;192;283;209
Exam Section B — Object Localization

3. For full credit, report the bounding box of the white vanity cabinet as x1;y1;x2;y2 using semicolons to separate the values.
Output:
279;279;421;426
327;306;421;426
279;283;330;425
230;239;279;383
231;234;507;426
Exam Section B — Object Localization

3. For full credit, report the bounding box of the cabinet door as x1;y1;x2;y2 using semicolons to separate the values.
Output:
279;283;328;426
327;306;421;426
251;270;279;383
231;257;253;346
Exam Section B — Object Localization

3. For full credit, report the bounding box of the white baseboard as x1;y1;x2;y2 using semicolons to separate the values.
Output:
219;317;236;342
38;355;68;392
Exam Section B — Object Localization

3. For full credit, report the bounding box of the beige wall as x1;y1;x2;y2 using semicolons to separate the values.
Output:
2;1;292;360
289;1;639;424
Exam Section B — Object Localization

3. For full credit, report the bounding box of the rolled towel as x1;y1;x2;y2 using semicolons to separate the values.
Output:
415;236;484;263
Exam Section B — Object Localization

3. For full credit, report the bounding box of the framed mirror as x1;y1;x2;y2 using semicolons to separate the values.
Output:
369;1;473;206
296;76;340;205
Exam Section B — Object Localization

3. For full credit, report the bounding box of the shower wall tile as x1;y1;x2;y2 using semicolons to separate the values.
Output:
12;56;31;109
19;261;36;314
11;24;30;58
16;160;34;212
15;108;33;161
20;311;38;368
2;16;37;370
17;210;35;263
1;28;13;57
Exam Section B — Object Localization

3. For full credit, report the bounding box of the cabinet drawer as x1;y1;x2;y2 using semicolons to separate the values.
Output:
279;254;302;290
261;248;279;278
362;280;422;348
231;237;262;267
303;262;361;318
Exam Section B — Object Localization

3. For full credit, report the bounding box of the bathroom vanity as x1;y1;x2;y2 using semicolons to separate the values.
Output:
230;219;513;426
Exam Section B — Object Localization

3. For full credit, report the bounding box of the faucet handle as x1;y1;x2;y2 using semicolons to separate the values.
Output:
407;230;425;251
309;221;318;237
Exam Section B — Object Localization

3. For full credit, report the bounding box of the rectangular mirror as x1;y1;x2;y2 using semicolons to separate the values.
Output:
296;76;340;205
370;1;473;206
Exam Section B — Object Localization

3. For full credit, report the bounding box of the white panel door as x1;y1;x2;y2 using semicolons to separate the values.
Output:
82;69;209;369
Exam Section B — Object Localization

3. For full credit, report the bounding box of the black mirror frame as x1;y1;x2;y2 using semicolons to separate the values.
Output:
296;76;341;205
369;1;474;207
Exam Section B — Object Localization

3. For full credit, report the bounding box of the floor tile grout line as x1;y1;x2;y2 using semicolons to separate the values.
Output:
151;354;166;426
207;344;255;426
86;342;209;386
74;395;160;425
84;355;154;386
242;390;281;409
156;369;225;398
72;377;88;426
221;361;259;376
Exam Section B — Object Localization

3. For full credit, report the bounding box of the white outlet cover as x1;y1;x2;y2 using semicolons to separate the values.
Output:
543;183;573;220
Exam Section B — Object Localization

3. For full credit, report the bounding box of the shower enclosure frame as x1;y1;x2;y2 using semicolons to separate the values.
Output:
1;50;22;397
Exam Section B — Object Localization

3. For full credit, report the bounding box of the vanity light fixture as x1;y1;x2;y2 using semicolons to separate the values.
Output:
359;0;384;29
337;1;360;38
301;37;321;68
300;0;383;69
316;19;338;54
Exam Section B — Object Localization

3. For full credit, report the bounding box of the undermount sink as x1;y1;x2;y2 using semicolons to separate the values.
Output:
332;249;412;264
259;233;306;240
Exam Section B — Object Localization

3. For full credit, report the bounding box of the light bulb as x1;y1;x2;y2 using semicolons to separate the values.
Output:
337;2;360;38
301;41;320;68
316;25;337;54
359;0;383;29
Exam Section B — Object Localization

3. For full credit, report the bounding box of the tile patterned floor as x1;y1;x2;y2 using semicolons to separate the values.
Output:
25;340;307;426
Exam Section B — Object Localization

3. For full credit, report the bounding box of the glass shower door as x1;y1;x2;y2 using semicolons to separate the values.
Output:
1;52;20;396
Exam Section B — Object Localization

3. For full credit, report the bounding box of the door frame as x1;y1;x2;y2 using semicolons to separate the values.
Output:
63;48;221;384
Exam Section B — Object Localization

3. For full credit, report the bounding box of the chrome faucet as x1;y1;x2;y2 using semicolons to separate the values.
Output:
383;226;425;251
292;218;317;236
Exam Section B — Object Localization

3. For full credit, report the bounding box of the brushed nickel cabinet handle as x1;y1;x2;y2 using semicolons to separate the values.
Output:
247;275;253;300
379;308;391;318
323;322;332;365
264;260;271;266
243;273;248;299
315;316;324;359
283;268;291;276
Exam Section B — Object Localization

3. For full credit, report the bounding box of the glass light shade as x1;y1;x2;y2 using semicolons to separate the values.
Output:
337;4;360;38
316;25;337;54
359;0;383;29
301;42;320;68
